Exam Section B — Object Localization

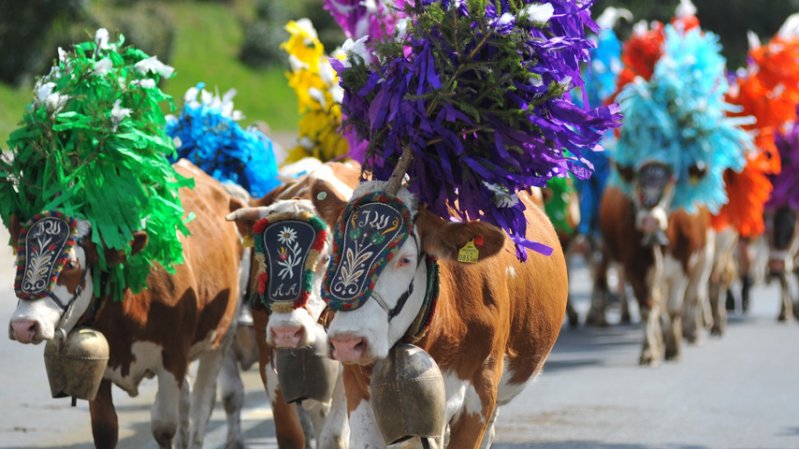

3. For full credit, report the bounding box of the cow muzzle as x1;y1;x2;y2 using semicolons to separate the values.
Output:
271;325;305;349
9;319;43;344
330;333;370;365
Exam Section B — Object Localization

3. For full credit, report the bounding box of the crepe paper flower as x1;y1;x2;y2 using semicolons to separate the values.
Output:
612;24;750;214
615;21;665;93
716;18;799;236
0;29;191;300
324;0;410;41
543;176;577;236
335;0;621;259
281;19;349;163
166;83;280;198
766;110;799;212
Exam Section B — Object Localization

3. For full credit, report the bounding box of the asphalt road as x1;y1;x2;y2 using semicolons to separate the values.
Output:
0;230;797;449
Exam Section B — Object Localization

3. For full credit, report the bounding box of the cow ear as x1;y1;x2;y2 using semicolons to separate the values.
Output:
415;208;505;263
311;179;347;226
7;214;20;240
130;230;148;256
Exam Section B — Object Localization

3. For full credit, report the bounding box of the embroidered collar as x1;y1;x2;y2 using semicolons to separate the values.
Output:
322;193;413;311
15;211;79;300
252;211;328;310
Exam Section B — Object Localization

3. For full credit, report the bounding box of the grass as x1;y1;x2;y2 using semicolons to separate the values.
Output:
0;0;299;146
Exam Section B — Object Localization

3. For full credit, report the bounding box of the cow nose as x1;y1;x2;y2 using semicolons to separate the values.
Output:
330;334;367;364
10;319;39;344
271;325;304;348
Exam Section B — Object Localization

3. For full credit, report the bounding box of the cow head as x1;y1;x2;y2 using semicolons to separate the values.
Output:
324;181;505;365
765;206;799;276
227;179;347;350
615;161;681;246
8;211;147;344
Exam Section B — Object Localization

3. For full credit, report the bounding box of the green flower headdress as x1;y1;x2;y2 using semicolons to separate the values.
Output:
0;29;192;301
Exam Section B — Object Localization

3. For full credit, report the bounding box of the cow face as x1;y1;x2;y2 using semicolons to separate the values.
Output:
9;213;93;344
617;161;677;246
8;213;147;344
325;183;505;365
229;199;335;350
765;206;799;275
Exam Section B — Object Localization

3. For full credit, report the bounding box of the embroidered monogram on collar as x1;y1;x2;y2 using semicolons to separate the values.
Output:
323;193;413;311
252;213;328;310
15;211;79;300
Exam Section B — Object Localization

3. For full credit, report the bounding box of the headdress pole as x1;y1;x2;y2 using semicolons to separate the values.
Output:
385;145;413;197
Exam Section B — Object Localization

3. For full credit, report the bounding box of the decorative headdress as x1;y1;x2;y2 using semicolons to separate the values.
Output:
280;19;350;163
766;109;799;212
0;29;190;300
334;0;621;259
251;210;329;310
166;83;280;198
612;24;749;214
714;15;799;236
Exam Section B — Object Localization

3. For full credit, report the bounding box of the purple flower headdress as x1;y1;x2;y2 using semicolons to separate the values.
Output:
334;0;621;259
324;0;410;41
767;109;799;211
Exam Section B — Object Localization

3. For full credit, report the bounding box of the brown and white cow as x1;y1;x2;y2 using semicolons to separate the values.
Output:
8;160;245;449
227;160;360;449
595;172;714;365
324;181;568;448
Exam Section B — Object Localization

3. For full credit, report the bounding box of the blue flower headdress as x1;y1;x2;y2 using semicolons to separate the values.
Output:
166;83;280;198
612;25;750;213
335;0;621;259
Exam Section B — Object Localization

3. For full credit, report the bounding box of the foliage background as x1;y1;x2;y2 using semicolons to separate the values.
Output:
0;0;796;145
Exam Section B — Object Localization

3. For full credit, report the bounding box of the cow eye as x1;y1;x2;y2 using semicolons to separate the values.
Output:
65;258;79;270
688;163;707;182
396;256;413;268
616;164;635;183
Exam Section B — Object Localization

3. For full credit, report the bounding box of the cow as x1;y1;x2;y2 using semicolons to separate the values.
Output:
764;206;799;321
324;180;568;448
594;166;715;365
227;160;360;449
7;159;246;449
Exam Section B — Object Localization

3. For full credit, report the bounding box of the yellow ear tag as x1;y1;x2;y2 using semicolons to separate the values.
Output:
242;234;254;248
457;239;480;263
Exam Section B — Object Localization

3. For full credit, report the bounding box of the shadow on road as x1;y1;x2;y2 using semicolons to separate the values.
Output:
495;441;711;449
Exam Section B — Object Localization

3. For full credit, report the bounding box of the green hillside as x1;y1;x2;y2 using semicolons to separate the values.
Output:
0;1;298;146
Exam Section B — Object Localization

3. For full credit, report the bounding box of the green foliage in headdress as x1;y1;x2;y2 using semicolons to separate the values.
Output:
0;29;192;300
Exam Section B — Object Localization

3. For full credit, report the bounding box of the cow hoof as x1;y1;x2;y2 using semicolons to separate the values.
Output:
664;349;680;361
585;315;608;327
777;312;788;322
224;441;246;449
639;352;660;367
709;326;724;337
620;313;632;325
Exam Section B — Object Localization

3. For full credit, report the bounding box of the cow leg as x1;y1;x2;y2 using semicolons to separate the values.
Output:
479;407;499;449
636;250;664;366
316;368;349;449
90;379;118;449
152;370;183;449
218;344;245;449
586;252;611;327
188;344;231;449
708;277;727;337
617;268;632;324
448;370;498;449
175;374;191;449
778;275;793;322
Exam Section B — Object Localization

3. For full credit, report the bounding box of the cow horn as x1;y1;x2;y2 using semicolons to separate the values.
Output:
225;207;267;222
385;145;414;196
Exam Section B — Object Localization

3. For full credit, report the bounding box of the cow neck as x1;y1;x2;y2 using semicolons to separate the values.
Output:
75;269;107;328
402;256;440;344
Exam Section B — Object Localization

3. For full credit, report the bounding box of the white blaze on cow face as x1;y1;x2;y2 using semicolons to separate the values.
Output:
9;220;94;344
